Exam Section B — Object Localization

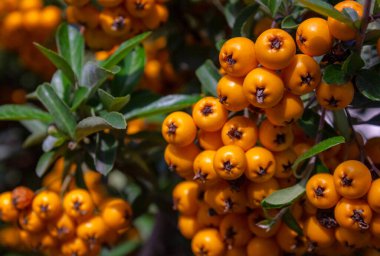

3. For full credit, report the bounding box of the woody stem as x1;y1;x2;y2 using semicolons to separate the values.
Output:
355;0;372;51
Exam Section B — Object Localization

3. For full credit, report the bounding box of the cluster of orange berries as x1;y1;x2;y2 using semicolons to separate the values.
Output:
65;0;168;50
0;0;61;78
160;1;377;255
0;159;133;256
140;36;180;93
303;160;378;254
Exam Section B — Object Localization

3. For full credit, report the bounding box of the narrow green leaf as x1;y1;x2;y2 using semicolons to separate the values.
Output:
34;43;76;84
124;94;201;120
75;112;126;141
111;45;146;96
51;70;71;103
292;136;345;170
106;240;140;256
342;7;359;23
36;151;59;177
341;52;364;75
75;164;88;190
36;83;77;138
224;2;239;28
215;39;226;51
80;62;120;98
42;135;66;152
21;120;48;148
98;89;130;112
56;23;84;77
297;0;354;28
283;209;303;236
0;104;52;122
89;134;118;175
323;64;348;84
268;0;282;16
333;110;352;141
356;69;380;101
281;15;298;29
101;31;151;70
195;60;221;97
232;4;259;37
262;183;305;209
71;87;89;111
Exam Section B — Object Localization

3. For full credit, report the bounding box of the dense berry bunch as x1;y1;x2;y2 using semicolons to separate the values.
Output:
0;0;61;78
161;1;380;255
0;158;133;255
65;0;168;50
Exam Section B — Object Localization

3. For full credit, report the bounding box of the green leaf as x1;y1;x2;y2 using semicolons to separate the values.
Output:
51;70;71;103
42;135;66;152
75;112;126;141
292;136;346;170
342;7;359;24
333;110;352;141
56;23;84;77
21;120;48;148
281;15;298;29
36;83;77;138
36;151;59;177
101;31;151;70
224;2;241;28
283;209;303;236
375;0;380;13
232;4;259;37
297;0;354;28
111;45;146;96
124;94;201;121
356;69;380;101
262;183;305;209
268;0;282;16
98;89;130;112
195;60;221;97
323;64;348;84
215;39;226;51
34;43;77;84
0;104;52;122
75;164;88;190
341;52;364;75
89;133;118;175
80;62;120;98
71;87;89;111
106;240;140;256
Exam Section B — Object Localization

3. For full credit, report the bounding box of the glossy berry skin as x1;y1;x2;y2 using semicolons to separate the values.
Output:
265;92;304;126
333;160;371;199
219;37;257;77
243;68;284;109
296;18;333;56
161;111;197;147
32;190;62;220
217;75;249;112
191;228;225;256
316;81;354;110
192;97;228;132
282;54;321;95
327;1;363;41
254;28;296;70
306;173;340;209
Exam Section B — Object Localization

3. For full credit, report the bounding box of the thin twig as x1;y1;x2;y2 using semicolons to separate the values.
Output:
345;108;380;176
356;0;373;51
